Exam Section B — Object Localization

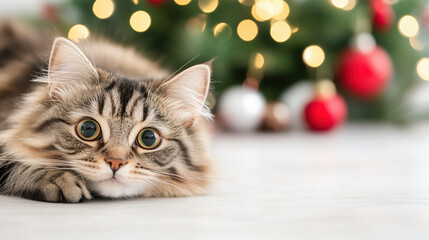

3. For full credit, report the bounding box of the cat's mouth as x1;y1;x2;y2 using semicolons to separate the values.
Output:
101;176;124;185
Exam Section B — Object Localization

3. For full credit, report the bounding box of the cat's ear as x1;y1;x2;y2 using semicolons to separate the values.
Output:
47;37;98;99
162;62;212;127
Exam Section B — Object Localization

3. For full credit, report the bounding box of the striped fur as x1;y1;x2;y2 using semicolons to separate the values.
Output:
0;22;214;203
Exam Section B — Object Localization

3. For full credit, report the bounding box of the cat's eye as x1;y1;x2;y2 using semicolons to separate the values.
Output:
136;128;161;150
75;118;101;141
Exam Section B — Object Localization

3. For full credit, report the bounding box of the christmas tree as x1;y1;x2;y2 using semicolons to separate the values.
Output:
47;0;428;127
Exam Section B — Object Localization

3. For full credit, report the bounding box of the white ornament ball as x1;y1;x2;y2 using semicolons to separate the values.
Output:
280;81;314;129
218;86;266;131
406;81;429;117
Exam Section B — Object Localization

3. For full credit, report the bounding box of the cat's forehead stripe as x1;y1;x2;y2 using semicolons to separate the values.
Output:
117;79;138;117
98;94;105;115
100;77;152;120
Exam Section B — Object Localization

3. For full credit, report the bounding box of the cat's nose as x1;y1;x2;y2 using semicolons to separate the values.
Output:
105;157;127;173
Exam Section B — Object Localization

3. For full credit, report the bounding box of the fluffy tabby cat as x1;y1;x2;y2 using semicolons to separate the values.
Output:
0;21;214;203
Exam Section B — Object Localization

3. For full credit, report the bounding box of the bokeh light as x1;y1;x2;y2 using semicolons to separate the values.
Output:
254;52;264;69
398;15;419;38
213;22;232;41
417;58;429;81
239;0;254;7
92;0;114;19
186;14;207;35
409;37;424;51
270;21;291;42
237;19;258;41
331;0;356;11
174;0;192;6
251;0;285;22
198;0;218;13
272;1;290;21
251;4;265;22
68;24;90;42
315;79;336;98
130;11;151;32
303;45;325;68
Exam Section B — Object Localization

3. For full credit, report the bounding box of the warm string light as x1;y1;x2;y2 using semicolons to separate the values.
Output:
93;0;114;19
254;52;264;69
330;0;356;11
272;1;289;21
251;0;288;22
409;37;424;51
417;58;429;81
237;19;258;41
398;15;419;38
186;14;207;35
198;0;218;13
303;45;325;68
213;22;232;41
174;0;192;6
68;24;90;42
238;0;254;7
270;21;291;42
130;11;151;32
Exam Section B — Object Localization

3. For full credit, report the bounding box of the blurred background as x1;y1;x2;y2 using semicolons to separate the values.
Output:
3;0;429;133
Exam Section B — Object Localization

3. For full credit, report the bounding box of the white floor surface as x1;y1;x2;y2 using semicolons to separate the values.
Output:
1;123;429;240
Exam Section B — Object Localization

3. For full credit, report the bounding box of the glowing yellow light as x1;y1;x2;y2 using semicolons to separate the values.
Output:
331;0;347;8
186;14;207;35
254;0;272;21
398;15;419;38
291;26;299;33
251;4;265;22
213;22;232;41
315;79;336;99
410;37;424;51
343;0;356;10
68;24;90;42
254;52;264;69
303;45;325;68
417;58;429;81
331;0;356;11
175;0;192;5
92;0;114;19
252;0;285;22
130;11;151;32
132;0;139;4
270;21;291;43
237;19;258;41
239;0;254;7
273;1;290;21
198;0;218;13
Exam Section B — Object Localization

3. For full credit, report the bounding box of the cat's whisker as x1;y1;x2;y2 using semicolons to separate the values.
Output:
146;176;190;194
165;53;201;81
150;170;203;187
146;171;208;194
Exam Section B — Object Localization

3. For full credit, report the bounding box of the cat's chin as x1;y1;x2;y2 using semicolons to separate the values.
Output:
87;178;145;199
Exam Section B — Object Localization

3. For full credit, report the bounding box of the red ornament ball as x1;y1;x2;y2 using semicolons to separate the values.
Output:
371;0;394;31
147;0;166;6
337;46;393;99
304;95;347;132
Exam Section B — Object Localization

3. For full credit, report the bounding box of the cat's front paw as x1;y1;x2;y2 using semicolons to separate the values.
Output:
31;171;92;203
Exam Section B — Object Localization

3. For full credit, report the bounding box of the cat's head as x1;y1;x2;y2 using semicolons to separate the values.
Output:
4;37;214;198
